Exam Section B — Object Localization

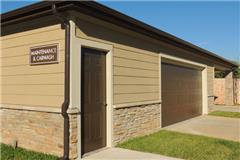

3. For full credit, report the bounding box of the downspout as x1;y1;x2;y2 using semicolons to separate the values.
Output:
52;3;70;160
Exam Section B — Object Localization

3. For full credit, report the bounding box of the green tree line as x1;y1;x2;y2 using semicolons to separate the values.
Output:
215;67;240;79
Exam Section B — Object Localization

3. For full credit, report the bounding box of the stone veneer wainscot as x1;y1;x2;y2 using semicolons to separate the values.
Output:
113;103;161;144
0;106;79;159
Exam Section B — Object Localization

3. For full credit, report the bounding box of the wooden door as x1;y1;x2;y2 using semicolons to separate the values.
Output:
81;47;106;155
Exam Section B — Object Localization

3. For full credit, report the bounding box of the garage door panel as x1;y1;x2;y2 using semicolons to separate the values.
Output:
162;63;202;127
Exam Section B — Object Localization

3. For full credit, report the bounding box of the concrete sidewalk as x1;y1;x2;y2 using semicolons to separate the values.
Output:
209;105;240;112
83;148;181;160
164;115;240;142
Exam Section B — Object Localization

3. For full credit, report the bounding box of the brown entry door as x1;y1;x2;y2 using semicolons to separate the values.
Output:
81;47;106;155
162;63;202;127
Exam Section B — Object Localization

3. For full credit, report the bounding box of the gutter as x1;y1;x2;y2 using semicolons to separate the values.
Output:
52;3;70;160
1;1;237;69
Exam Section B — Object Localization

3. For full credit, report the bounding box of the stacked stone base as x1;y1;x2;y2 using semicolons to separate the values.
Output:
0;108;64;156
113;103;161;144
1;103;161;159
0;107;79;159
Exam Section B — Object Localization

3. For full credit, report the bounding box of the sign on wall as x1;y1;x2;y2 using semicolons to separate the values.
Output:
30;44;59;65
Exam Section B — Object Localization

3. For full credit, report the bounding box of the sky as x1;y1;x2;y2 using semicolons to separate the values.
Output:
1;1;239;62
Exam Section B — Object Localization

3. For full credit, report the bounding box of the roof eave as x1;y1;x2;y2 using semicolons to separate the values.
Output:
0;1;237;69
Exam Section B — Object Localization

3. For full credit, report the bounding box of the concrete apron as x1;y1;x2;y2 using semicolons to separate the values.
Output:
210;105;240;113
164;115;240;142
83;148;182;160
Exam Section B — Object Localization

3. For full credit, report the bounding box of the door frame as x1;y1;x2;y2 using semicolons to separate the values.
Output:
159;53;208;127
80;39;113;154
71;23;113;157
81;47;107;155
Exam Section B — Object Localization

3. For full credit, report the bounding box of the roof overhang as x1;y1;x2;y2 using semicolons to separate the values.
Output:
1;1;238;70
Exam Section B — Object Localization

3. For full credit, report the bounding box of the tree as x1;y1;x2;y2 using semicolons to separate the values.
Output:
215;71;227;78
233;67;240;79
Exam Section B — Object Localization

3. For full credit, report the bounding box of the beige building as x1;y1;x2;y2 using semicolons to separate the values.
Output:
0;1;237;160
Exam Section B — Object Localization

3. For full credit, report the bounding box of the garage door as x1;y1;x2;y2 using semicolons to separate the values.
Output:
162;63;202;127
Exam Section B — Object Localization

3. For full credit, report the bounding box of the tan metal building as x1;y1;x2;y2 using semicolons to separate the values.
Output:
0;1;237;159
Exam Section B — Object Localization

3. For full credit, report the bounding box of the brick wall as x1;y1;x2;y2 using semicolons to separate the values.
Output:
207;66;214;107
214;78;225;104
113;103;161;144
213;75;239;105
225;72;234;105
235;79;240;104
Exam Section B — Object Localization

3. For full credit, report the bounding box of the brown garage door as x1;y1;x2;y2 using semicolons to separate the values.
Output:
162;63;202;127
81;48;106;155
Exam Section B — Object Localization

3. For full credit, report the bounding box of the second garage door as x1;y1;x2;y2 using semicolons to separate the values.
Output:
162;63;202;127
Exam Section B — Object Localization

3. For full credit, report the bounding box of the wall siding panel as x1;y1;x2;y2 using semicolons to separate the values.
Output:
0;85;64;96
114;85;158;94
113;48;159;104
114;93;159;104
113;57;158;70
0;25;61;41
0;24;64;107
0;40;65;58
0;73;64;85
0;51;64;67
114;48;158;64
1;63;64;76
75;19;160;105
113;76;159;85
1;29;64;49
0;95;63;107
114;66;158;78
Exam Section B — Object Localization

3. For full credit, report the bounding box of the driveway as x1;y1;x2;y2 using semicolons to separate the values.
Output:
209;105;240;112
164;115;240;142
83;148;181;160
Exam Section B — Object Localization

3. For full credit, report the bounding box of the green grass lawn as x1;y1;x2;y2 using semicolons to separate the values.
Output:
117;130;240;160
209;111;240;118
0;143;59;160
